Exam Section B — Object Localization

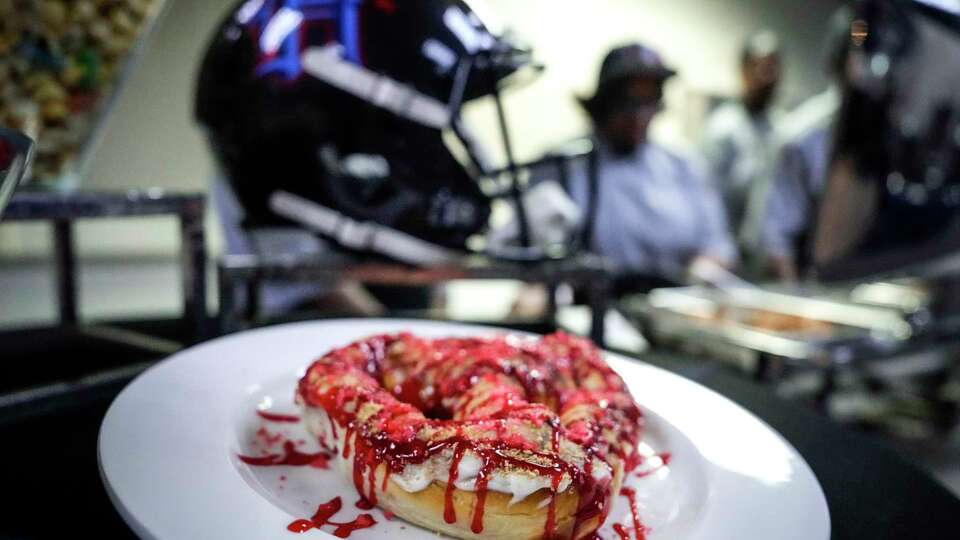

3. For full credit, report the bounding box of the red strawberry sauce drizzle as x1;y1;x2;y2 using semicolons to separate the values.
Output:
612;523;631;540
443;439;467;523
298;332;644;539
617;487;648;540
256;410;301;423
287;496;377;537
635;452;672;478
238;440;330;468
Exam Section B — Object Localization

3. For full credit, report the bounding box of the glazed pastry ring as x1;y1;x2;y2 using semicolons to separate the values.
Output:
296;332;643;539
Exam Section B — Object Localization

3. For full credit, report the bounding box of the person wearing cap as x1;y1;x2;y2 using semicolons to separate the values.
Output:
701;31;783;274
543;42;737;288
508;42;737;318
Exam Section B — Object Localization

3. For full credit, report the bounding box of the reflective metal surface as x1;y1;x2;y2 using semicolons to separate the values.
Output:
2;189;207;341
628;284;920;369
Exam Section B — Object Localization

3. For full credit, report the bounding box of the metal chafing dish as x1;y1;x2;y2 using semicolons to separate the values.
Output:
622;281;928;375
847;280;931;312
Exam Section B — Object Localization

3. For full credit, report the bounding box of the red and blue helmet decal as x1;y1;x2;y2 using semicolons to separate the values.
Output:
235;0;367;80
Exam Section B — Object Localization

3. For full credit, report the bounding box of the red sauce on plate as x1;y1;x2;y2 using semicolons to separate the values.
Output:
288;496;377;537
617;487;649;540
238;440;330;469
635;452;671;478
257;410;301;423
255;427;284;447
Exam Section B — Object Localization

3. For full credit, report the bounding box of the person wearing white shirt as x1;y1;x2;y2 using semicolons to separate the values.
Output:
522;43;737;294
701;31;783;272
760;87;841;281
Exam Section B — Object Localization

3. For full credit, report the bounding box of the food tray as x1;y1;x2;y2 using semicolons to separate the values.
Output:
623;285;915;370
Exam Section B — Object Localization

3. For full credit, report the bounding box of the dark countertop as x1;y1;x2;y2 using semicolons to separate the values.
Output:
635;349;960;540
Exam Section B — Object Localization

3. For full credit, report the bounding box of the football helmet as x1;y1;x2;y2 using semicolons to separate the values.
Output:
196;0;537;264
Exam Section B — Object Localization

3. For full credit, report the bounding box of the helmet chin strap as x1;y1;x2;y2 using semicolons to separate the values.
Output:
269;190;463;266
443;43;536;251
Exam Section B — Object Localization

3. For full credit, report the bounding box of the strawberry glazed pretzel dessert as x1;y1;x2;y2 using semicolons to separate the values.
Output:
295;332;644;539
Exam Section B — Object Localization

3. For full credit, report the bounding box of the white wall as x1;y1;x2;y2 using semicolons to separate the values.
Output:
0;0;840;260
464;0;841;165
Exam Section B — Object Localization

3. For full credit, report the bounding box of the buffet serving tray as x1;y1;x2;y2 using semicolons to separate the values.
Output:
624;285;916;369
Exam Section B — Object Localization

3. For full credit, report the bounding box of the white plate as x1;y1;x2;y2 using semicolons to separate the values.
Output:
99;319;830;540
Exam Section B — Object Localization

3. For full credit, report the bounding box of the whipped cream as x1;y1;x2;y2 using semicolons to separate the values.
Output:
302;406;611;505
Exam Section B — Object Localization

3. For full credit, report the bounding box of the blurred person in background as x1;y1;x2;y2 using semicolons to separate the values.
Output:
701;31;783;275
761;7;852;281
571;43;737;289
513;43;737;315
